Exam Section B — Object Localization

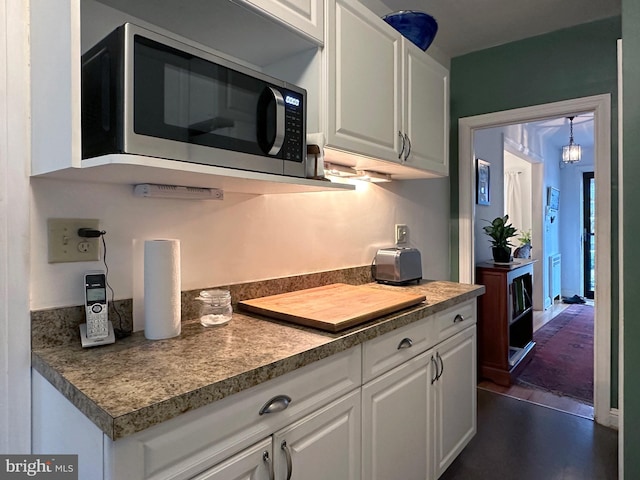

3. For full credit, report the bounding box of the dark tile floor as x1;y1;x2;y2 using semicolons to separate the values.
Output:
440;389;618;480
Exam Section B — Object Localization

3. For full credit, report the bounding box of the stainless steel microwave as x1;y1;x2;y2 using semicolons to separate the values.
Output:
81;23;307;177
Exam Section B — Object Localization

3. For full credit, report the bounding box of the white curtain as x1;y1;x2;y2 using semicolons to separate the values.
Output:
505;171;523;233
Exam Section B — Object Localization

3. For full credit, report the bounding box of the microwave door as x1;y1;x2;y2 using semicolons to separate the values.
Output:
131;35;283;174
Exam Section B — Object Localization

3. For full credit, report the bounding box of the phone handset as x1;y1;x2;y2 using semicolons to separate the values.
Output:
85;271;109;339
80;270;115;347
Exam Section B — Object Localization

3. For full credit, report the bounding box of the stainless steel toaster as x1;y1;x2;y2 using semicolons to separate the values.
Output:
374;247;422;285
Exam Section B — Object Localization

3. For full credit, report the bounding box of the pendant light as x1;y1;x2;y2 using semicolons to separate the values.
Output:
562;116;582;164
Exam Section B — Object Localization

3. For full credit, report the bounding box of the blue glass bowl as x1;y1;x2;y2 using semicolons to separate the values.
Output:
382;11;438;51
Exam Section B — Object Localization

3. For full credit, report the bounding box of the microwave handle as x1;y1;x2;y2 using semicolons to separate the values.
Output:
258;87;286;156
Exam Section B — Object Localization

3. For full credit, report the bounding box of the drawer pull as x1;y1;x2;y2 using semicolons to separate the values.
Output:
397;337;413;349
259;395;292;415
263;451;274;480
453;314;465;323
282;440;293;480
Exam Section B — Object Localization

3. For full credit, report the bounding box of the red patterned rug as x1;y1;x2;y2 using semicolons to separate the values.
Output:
516;304;594;404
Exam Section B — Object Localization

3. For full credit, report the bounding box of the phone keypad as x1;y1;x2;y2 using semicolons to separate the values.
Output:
86;304;108;339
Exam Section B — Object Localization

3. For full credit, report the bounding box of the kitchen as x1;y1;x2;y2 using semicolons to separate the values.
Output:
2;0;637;478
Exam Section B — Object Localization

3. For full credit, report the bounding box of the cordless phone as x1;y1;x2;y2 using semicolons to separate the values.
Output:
79;270;115;347
85;271;108;338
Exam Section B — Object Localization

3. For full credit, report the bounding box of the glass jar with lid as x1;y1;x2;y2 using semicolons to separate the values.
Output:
195;289;232;327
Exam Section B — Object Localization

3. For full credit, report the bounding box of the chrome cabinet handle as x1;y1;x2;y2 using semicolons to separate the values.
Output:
397;337;413;349
281;441;293;480
454;314;465;323
404;133;412;161
430;355;438;384
263;451;274;480
259;395;291;415
398;131;406;160
453;314;465;323
436;352;444;380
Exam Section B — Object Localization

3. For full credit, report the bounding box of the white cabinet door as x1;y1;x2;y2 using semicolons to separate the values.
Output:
431;326;477;479
191;438;272;480
327;0;402;163
402;39;449;175
241;0;324;43
362;350;433;480
273;389;361;480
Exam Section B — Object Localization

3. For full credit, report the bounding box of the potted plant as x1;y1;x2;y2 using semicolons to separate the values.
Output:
482;215;518;263
514;229;532;259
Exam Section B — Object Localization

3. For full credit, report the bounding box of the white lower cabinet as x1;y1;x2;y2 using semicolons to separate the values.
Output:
190;438;273;480
362;350;432;480
272;389;361;480
193;390;361;480
432;326;477;479
361;301;477;480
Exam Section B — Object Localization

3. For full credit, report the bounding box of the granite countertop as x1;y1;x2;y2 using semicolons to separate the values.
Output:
32;280;484;441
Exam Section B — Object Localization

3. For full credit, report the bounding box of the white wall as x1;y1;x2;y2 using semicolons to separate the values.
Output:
473;128;505;262
540;141;562;307
30;177;451;311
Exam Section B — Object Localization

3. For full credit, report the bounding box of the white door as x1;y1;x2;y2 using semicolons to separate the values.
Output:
191;438;272;480
403;39;449;175
362;350;432;480
327;0;402;162
432;326;477;478
273;390;361;480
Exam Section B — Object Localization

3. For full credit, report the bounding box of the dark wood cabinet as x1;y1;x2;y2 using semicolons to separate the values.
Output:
476;260;536;386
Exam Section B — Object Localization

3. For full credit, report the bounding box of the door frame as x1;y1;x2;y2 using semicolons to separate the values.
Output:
583;171;596;299
1;0;32;452
458;94;613;426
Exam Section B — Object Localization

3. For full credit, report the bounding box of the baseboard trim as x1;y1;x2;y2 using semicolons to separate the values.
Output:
607;408;619;430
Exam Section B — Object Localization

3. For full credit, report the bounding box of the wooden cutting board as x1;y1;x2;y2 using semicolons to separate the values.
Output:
238;283;426;332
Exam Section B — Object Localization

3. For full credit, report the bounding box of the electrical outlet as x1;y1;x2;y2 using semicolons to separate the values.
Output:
395;224;408;244
48;218;100;263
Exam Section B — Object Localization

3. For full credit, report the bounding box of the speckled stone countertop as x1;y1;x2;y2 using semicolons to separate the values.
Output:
32;273;483;441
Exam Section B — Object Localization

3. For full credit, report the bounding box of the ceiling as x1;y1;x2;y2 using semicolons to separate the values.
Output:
375;0;621;58
526;114;594;151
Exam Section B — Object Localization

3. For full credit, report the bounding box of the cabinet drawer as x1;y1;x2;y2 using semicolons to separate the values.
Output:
362;317;435;383
107;346;361;480
435;300;476;343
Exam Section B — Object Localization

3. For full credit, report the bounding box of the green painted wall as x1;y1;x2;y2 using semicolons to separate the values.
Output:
622;0;640;476
449;16;621;406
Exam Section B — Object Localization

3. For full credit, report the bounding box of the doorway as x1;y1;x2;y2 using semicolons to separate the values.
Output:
458;94;613;427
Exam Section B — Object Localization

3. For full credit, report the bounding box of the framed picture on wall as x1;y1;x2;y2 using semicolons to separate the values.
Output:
476;158;490;205
547;186;560;211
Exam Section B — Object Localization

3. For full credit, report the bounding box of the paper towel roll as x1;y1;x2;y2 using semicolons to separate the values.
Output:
144;239;181;340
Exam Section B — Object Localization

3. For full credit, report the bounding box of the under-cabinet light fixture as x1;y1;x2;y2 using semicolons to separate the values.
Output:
133;183;224;200
356;170;392;183
324;163;359;177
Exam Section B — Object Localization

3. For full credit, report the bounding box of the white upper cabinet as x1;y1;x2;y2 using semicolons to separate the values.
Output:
325;0;449;179
243;0;324;44
326;0;402;164
29;0;347;195
403;39;449;176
